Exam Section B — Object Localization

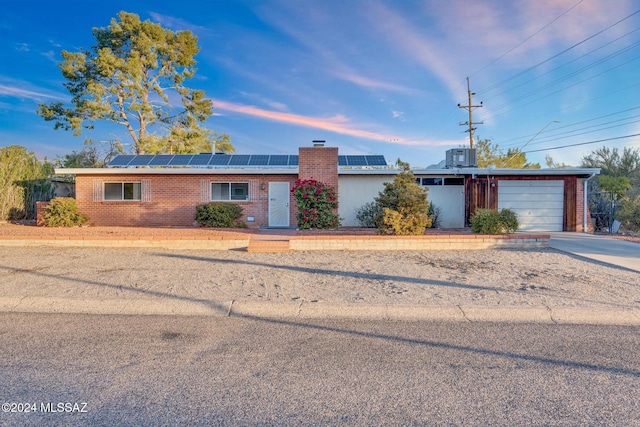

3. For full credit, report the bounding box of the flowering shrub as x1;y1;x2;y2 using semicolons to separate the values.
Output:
291;179;340;229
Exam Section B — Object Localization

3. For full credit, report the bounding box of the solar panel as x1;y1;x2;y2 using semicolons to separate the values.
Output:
268;155;289;166
168;155;194;166
229;155;250;166
249;155;269;166
109;155;135;167
288;155;298;166
366;155;387;166
127;155;155;166
209;154;231;166
346;155;366;166
190;154;212;166
338;156;348;166
148;155;173;166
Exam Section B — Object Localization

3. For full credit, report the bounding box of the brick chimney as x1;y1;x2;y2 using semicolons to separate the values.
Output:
298;142;338;190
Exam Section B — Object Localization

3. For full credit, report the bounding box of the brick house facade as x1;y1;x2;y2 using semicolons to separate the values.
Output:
54;144;598;231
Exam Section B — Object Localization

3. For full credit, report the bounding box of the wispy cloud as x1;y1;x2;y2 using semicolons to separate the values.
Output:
0;84;60;102
40;50;58;64
213;98;462;148
333;72;418;95
364;3;464;100
147;12;207;32
212;98;428;144
238;91;289;112
392;110;405;121
212;98;388;141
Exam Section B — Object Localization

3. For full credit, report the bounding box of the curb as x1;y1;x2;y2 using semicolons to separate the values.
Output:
1;298;638;325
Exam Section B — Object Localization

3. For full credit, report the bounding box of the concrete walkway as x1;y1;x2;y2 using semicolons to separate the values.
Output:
548;232;640;273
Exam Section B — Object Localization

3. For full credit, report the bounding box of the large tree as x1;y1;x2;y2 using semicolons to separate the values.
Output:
0;146;54;220
580;146;640;188
37;11;232;155
475;139;540;169
581;146;640;232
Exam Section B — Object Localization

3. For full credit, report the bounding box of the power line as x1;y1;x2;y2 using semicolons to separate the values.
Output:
470;0;585;79
496;106;640;146
482;57;640;118
517;118;640;150
479;34;640;104
477;9;640;96
502;115;640;148
524;133;640;153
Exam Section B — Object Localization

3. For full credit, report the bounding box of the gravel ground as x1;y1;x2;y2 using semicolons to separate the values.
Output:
0;245;638;310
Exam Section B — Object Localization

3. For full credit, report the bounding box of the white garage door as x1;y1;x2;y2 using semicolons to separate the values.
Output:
498;180;564;231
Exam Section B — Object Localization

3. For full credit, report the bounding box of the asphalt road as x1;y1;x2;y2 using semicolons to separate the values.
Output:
1;313;638;426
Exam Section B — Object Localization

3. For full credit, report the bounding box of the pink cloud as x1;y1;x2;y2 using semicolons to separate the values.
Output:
212;99;452;147
212;98;395;142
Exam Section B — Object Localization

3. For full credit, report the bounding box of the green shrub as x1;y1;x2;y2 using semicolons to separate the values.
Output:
374;160;432;235
617;189;640;232
195;202;246;228
355;202;382;228
427;202;441;229
42;197;88;227
382;207;432;235
498;208;519;233
471;208;519;234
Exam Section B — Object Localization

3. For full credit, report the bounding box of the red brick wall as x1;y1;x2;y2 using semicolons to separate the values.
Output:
75;174;297;227
576;179;594;232
298;147;339;189
297;146;339;220
36;201;49;226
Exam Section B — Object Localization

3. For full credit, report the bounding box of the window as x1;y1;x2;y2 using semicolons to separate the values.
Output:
104;182;141;201
421;178;443;186
212;182;249;201
444;177;465;186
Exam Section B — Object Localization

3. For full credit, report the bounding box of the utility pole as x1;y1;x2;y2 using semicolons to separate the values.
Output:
457;77;483;149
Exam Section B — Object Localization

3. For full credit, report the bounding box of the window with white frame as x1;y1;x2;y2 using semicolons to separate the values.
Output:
211;182;249;201
104;182;142;201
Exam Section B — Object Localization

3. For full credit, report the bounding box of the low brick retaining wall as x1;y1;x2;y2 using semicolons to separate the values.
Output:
0;231;549;251
0;236;250;250
289;234;550;251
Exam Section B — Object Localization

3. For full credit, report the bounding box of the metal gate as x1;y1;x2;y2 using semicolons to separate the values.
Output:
587;187;619;233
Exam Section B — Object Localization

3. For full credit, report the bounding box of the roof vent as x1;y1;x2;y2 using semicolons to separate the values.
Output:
312;140;326;147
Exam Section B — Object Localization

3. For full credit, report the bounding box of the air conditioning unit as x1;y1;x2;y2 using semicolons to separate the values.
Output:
446;148;477;168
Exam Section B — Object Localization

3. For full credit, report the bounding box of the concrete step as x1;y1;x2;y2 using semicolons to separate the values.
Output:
246;240;290;253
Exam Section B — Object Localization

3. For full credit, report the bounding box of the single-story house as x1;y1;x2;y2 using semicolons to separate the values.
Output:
55;143;599;232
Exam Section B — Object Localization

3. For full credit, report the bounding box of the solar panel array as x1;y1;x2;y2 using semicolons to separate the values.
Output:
109;154;386;168
338;155;387;166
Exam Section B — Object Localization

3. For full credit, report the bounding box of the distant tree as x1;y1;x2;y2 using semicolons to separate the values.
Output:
147;126;234;154
581;146;640;233
0;146;54;220
37;11;232;155
56;138;123;168
545;155;573;168
476;139;540;169
581;146;640;188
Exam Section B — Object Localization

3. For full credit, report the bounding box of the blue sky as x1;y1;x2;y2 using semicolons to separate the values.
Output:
1;0;639;167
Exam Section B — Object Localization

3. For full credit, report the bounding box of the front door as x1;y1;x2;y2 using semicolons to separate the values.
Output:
268;182;290;227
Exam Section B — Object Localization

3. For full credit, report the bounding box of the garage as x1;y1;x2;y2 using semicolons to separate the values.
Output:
498;180;564;231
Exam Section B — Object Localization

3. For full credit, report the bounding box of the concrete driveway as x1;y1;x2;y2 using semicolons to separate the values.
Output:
548;232;640;273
